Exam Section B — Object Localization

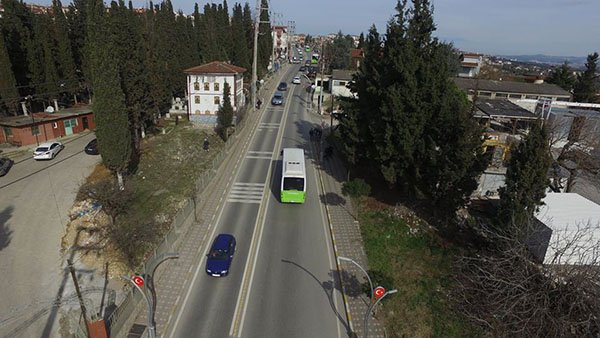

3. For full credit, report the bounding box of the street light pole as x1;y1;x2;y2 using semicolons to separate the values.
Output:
251;0;260;111
338;256;374;301
122;252;179;338
363;289;397;338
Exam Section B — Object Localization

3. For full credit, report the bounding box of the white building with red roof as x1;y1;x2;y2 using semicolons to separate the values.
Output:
183;61;247;124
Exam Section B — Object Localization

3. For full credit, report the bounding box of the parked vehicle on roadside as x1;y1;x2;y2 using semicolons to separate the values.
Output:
84;139;99;155
33;142;64;160
0;157;14;176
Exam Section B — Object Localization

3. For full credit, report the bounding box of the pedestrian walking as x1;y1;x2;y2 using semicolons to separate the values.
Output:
203;138;210;152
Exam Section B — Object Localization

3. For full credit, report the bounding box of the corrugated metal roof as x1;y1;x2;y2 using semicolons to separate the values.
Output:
454;77;571;97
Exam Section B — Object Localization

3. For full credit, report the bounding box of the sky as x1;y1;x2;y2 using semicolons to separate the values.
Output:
39;0;600;57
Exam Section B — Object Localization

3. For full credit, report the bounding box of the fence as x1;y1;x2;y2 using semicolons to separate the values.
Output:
105;72;274;337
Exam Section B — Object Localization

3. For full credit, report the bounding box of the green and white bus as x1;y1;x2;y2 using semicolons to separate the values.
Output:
281;148;306;203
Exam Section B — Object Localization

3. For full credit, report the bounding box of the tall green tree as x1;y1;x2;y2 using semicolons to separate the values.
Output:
546;61;576;92
573;52;599;103
28;14;60;103
0;0;33;93
257;0;272;78
498;121;551;236
0;34;19;115
87;0;132;188
52;0;78;95
326;31;354;70
230;3;251;71
217;82;234;140
340;0;487;217
357;32;365;49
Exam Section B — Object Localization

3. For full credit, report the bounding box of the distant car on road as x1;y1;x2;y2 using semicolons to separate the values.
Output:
271;92;284;105
299;66;307;72
84;139;99;155
205;234;236;277
277;82;288;91
292;76;301;84
33;142;64;160
0;157;14;176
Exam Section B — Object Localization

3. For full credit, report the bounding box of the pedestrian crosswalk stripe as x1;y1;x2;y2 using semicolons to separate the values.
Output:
227;182;265;204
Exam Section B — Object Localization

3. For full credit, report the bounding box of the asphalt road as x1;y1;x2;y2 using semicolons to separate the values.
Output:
0;132;99;337
168;65;345;338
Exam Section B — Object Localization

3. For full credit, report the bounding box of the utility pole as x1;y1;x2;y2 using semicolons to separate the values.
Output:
318;38;325;115
251;0;260;111
67;258;91;338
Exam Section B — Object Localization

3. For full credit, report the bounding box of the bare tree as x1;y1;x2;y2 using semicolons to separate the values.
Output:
452;222;600;337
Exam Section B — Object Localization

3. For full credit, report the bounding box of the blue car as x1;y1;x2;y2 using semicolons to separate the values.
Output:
205;234;236;277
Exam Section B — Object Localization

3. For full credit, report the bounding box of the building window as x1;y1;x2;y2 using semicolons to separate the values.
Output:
53;122;58;128
3;127;12;137
194;82;200;91
525;95;538;99
339;81;346;86
205;110;211;115
195;110;201;114
478;91;492;97
214;96;220;105
495;93;508;98
195;96;200;104
31;125;40;135
556;97;570;101
204;83;210;91
214;83;220;92
508;94;522;99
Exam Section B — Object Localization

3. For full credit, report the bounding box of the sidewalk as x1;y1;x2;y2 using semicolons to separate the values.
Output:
310;113;386;338
126;67;387;337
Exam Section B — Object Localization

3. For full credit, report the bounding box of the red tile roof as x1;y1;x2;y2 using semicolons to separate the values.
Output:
184;61;247;75
351;49;364;58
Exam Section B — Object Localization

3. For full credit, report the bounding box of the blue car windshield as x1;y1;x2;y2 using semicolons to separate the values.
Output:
209;249;229;260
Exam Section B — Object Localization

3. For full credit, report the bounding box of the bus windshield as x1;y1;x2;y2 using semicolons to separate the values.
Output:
283;177;304;191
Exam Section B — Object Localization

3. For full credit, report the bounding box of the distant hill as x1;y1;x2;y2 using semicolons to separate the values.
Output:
497;54;587;69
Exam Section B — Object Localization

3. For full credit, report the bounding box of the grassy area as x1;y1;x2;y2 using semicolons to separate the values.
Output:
360;206;478;337
72;120;224;269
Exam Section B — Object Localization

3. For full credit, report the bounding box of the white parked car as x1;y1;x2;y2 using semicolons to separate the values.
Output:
33;142;64;160
292;76;301;84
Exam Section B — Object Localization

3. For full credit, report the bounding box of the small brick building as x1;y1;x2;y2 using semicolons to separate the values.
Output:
0;105;95;146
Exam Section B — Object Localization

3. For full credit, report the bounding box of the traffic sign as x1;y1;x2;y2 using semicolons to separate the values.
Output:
132;275;145;287
373;286;385;299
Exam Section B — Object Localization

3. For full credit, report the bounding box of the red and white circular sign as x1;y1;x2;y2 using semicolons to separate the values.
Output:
373;286;385;299
132;275;145;287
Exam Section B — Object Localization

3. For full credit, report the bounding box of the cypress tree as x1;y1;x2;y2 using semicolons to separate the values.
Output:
87;0;132;187
257;0;272;78
357;32;365;49
0;0;34;92
0;34;19;115
28;14;60;103
498;121;552;236
230;4;250;71
52;0;78;94
67;0;88;85
217;82;234;140
573;52;599;103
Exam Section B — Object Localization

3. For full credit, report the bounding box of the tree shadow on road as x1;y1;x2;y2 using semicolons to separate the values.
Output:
282;259;352;336
0;205;14;251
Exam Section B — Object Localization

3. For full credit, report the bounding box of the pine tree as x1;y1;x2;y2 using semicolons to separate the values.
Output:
498;121;551;236
0;34;19;115
573;52;599;103
357;32;365;49
546;61;575;92
87;0;132;188
230;4;251;71
28;14;60;103
0;0;34;92
257;0;272;78
217;82;234;140
51;0;78;95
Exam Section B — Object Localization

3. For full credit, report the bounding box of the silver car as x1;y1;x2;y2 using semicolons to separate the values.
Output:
33;142;64;160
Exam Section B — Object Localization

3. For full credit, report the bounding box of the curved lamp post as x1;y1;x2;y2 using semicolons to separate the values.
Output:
338;256;374;302
123;252;179;338
363;289;397;338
